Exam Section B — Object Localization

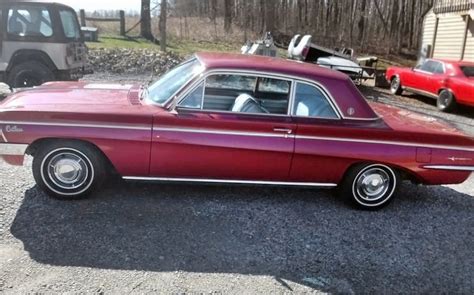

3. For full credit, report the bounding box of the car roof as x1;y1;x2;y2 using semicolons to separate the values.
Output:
0;0;73;8
430;58;474;67
195;52;350;82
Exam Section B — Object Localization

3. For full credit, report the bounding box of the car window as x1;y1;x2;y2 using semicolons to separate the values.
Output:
7;6;53;37
420;60;439;73
179;82;204;109
148;59;203;104
178;74;291;115
460;66;474;77
258;78;290;94
59;9;80;39
433;62;444;74
206;74;257;91
292;82;338;119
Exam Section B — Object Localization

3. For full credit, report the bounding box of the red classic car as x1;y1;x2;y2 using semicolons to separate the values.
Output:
0;53;473;210
386;59;474;112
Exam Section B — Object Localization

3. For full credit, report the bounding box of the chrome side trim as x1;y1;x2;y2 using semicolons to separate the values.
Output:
0;143;28;156
403;87;438;99
0;129;8;143
154;127;292;138
153;126;474;152
0;121;151;131
123;176;338;187
296;135;474;152
423;165;474;171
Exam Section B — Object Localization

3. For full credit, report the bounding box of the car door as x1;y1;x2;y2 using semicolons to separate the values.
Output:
288;81;346;184
149;72;296;181
424;61;445;95
411;60;438;93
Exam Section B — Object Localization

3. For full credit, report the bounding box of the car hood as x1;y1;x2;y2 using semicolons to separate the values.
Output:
0;82;144;112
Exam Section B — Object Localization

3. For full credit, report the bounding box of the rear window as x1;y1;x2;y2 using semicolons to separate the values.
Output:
59;9;80;39
7;6;53;37
460;66;474;77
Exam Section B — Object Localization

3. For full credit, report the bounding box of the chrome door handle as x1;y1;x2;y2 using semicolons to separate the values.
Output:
273;128;293;134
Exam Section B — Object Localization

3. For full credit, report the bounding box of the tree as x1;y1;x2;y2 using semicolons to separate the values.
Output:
141;0;154;41
159;0;168;51
224;0;232;33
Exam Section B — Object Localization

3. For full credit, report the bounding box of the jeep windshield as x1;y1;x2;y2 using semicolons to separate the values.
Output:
147;59;204;104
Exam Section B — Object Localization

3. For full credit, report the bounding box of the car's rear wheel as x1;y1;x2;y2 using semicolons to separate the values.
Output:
390;76;403;95
437;90;457;112
7;61;55;88
339;163;399;210
32;141;106;200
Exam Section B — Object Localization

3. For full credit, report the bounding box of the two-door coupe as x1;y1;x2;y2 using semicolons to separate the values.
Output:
0;53;473;210
386;59;474;112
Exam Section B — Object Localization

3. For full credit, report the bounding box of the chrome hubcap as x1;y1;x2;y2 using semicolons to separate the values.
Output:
391;78;400;91
356;168;390;201
47;152;89;190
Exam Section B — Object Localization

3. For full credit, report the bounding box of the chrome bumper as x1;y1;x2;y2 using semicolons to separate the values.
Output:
423;165;474;171
0;143;28;156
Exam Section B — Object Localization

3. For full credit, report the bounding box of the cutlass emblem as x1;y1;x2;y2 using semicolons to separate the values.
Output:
5;125;23;133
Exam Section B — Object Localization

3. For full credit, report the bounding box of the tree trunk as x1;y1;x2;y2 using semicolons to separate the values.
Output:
140;0;154;41
159;0;167;51
224;0;233;33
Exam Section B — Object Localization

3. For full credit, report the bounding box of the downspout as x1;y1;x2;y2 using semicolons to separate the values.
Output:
460;15;470;60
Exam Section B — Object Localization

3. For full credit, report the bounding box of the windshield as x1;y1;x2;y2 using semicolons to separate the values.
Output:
460;66;474;77
148;59;203;104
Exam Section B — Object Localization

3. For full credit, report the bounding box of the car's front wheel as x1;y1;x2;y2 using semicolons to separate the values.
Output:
339;163;399;210
437;89;457;112
32;141;107;200
390;76;403;95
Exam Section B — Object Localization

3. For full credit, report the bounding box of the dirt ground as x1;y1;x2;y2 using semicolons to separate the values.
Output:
0;74;473;294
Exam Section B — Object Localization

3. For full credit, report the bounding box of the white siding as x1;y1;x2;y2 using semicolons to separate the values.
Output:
463;16;474;62
422;10;437;50
433;14;466;60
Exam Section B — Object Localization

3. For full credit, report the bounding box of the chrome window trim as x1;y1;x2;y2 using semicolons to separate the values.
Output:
0;121;151;131
0;143;28;156
154;127;293;138
170;68;382;121
422;165;474;171
122;176;338;187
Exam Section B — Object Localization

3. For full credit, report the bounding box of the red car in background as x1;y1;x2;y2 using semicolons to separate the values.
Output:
0;53;473;210
386;59;474;112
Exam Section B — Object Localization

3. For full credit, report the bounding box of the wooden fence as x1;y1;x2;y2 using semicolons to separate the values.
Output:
79;10;126;36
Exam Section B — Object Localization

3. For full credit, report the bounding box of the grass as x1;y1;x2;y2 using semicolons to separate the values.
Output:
86;35;241;56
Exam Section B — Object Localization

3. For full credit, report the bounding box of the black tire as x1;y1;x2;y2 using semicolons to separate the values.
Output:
339;163;400;210
390;76;403;95
32;141;107;200
437;89;457;112
7;61;55;88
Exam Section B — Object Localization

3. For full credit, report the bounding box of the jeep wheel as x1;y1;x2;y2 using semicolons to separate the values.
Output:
7;61;55;88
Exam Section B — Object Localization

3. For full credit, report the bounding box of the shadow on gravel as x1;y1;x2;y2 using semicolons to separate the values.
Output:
11;181;474;293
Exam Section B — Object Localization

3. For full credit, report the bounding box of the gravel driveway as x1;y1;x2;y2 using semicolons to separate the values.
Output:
0;74;473;294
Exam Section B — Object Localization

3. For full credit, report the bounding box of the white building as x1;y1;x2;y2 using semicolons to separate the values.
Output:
422;0;474;61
